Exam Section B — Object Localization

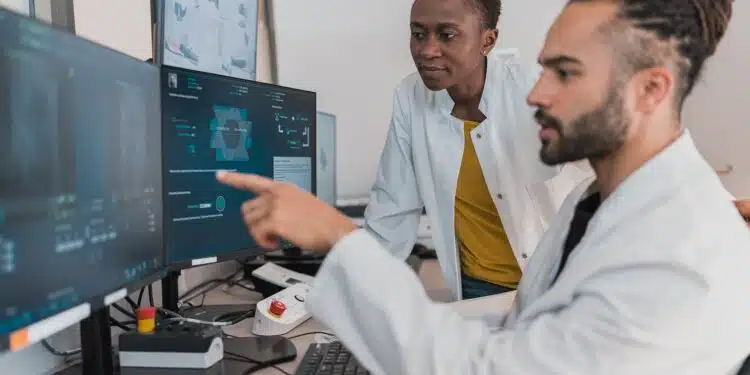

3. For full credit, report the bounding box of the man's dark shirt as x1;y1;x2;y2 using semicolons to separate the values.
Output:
552;193;601;284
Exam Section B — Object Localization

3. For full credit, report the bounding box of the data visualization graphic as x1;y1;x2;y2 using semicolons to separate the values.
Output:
210;105;252;161
275;112;310;150
0;236;15;275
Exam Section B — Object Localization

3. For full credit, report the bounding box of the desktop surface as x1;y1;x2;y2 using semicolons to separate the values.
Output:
161;66;316;267
0;7;163;350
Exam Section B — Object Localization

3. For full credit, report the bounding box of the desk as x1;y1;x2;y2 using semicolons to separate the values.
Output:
212;260;516;374
57;261;515;374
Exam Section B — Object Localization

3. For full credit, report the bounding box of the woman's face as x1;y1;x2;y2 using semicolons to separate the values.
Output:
409;0;497;91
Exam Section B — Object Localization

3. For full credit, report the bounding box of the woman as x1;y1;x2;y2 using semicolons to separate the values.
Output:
362;0;591;300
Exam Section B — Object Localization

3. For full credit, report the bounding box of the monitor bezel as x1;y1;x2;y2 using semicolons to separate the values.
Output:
159;65;317;272
0;268;168;353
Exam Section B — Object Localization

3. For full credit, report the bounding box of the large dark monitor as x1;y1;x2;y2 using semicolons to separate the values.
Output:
0;7;164;353
160;65;316;270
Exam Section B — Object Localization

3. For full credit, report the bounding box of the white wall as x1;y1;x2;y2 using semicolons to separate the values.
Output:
273;0;749;199
73;0;154;60
682;0;750;198
272;0;415;200
1;0;27;14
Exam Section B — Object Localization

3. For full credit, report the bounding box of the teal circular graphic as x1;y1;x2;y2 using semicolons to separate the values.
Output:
216;196;226;212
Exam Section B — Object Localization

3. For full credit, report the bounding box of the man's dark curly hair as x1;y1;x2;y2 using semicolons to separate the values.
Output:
569;0;733;108
466;0;503;29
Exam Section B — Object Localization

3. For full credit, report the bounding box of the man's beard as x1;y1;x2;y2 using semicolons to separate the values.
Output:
535;85;630;166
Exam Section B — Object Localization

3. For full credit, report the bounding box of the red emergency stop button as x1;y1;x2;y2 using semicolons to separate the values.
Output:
269;300;286;317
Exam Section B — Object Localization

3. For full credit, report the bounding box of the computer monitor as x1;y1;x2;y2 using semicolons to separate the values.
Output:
0;7;164;353
157;0;259;80
160;65;316;271
316;111;337;206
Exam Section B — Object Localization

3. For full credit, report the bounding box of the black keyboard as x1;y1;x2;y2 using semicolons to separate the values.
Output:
294;341;370;375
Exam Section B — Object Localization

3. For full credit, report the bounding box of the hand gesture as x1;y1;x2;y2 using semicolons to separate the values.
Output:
216;171;358;252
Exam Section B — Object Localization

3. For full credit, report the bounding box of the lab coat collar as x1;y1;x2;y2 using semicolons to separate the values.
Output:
435;56;496;117
589;129;704;232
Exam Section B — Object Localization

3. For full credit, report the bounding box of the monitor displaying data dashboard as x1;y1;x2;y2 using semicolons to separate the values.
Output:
161;66;316;267
158;0;258;80
0;8;163;349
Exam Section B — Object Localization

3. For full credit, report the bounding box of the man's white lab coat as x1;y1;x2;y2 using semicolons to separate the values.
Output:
308;131;750;374
363;50;590;300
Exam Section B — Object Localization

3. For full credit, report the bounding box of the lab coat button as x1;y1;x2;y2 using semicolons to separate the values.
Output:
476;133;482;139
522;253;528;259
496;193;503;200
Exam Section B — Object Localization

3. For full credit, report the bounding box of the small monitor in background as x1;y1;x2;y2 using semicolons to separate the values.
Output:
160;65;316;268
157;0;259;80
316;111;337;206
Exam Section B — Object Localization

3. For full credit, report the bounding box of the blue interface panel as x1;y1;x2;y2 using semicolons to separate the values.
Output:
161;66;316;265
0;9;163;339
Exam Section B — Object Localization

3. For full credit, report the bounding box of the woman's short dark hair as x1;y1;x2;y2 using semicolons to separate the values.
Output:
468;0;502;29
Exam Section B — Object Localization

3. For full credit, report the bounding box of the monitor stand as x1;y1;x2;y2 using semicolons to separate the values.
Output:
55;308;116;375
161;271;255;325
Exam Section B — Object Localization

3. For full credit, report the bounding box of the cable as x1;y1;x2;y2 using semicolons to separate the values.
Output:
109;317;133;331
225;279;256;293
41;339;81;357
148;284;155;306
137;287;145;306
124;296;139;312
179;269;242;303
180;269;243;299
286;331;336;340
224;349;258;363
214;309;255;324
241;361;292;375
156;307;238;327
111;302;136;319
225;353;291;375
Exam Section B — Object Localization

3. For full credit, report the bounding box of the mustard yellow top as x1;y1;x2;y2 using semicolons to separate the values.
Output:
455;120;521;288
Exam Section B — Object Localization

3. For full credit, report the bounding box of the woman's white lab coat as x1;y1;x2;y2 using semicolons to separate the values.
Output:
363;50;590;300
308;131;750;374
